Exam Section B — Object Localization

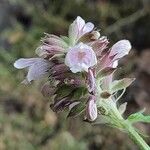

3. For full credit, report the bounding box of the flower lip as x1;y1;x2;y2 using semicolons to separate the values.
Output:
65;42;97;73
14;58;51;82
109;40;131;60
69;16;94;44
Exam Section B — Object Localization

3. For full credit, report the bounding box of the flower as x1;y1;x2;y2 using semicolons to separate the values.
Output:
65;42;97;73
14;16;132;122
109;40;131;67
14;58;52;82
69;16;94;44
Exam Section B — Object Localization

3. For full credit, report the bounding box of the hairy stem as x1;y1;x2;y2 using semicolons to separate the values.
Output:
110;104;150;150
126;124;150;150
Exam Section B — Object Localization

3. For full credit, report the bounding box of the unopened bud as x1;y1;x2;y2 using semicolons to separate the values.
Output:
41;82;56;97
86;96;97;121
91;31;100;40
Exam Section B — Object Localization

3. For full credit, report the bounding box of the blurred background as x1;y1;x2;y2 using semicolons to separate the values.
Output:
0;0;150;149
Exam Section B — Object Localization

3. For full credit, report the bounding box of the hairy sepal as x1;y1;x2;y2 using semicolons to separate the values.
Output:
110;78;135;93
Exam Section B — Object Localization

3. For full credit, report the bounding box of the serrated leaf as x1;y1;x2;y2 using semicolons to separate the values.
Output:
67;102;85;118
110;78;135;93
127;111;150;124
96;67;116;80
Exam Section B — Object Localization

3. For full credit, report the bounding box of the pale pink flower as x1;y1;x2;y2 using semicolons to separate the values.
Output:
109;40;131;66
90;36;109;57
97;40;131;71
69;16;94;43
13;16;133;121
14;58;52;82
99;40;131;90
65;42;97;73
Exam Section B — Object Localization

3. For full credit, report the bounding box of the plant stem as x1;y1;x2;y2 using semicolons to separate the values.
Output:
125;124;150;150
102;100;150;150
111;105;150;150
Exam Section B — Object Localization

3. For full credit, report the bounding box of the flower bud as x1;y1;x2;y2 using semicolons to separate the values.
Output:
41;82;56;97
86;96;97;121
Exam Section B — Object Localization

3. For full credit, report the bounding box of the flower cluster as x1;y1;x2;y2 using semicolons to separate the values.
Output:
14;16;132;122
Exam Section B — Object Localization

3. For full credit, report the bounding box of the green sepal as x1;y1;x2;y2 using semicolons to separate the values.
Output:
60;35;70;45
110;78;135;93
96;67;116;80
71;87;88;100
55;85;74;100
118;102;127;115
67;102;86;118
92;115;111;125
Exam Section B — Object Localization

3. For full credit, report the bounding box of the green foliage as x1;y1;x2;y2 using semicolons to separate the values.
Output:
71;87;88;100
127;111;150;124
55;85;74;100
110;78;135;93
97;67;116;81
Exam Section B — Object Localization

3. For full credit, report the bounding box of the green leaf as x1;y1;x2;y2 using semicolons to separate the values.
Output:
67;102;85;118
60;36;70;45
96;67;116;80
127;111;150;124
55;85;74;100
71;87;88;99
110;78;135;93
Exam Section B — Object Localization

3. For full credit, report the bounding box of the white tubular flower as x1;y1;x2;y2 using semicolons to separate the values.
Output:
65;42;97;73
14;58;51;82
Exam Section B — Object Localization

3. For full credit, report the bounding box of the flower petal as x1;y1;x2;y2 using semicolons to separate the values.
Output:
110;40;131;60
65;43;97;73
68;16;94;44
68;16;85;44
27;59;51;82
82;22;94;34
14;58;40;69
